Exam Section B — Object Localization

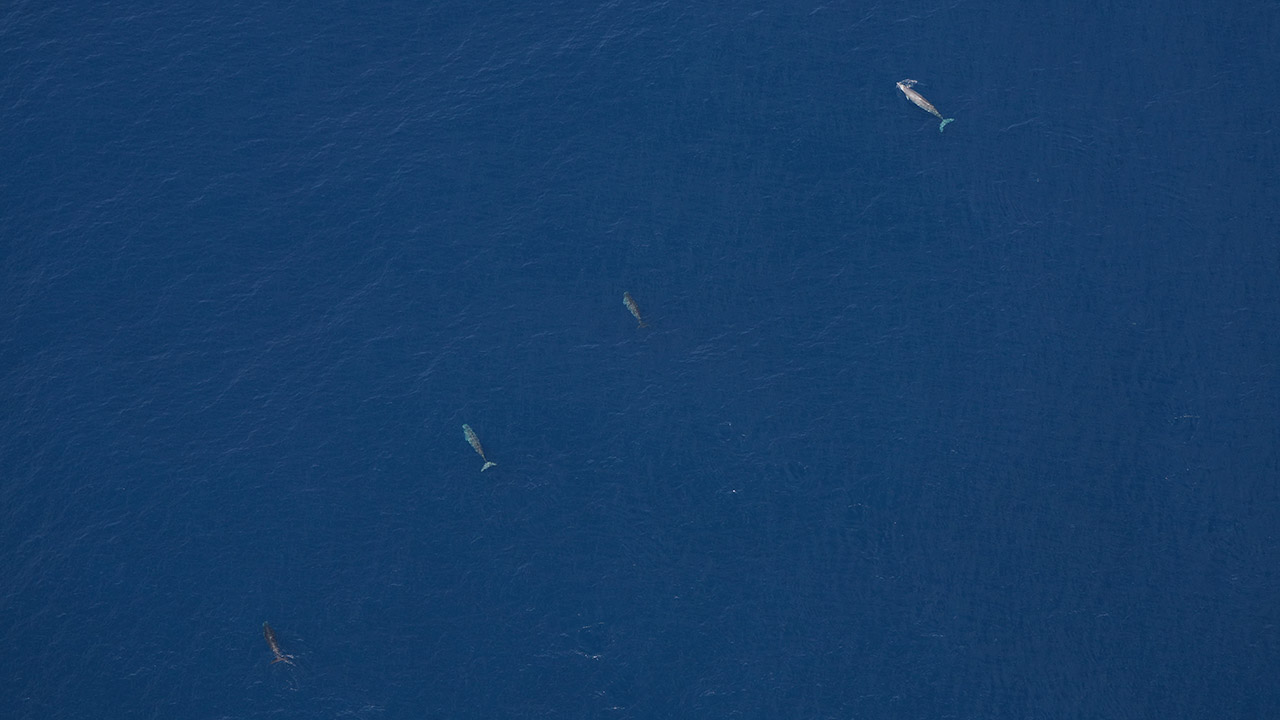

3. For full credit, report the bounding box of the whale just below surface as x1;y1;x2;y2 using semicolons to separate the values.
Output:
897;79;954;132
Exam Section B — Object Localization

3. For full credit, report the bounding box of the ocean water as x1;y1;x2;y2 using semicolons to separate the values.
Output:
3;1;1277;718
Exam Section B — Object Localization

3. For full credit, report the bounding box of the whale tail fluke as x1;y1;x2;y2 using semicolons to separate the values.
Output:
939;118;955;132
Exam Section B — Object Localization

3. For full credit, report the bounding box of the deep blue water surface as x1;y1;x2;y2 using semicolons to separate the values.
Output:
3;1;1278;718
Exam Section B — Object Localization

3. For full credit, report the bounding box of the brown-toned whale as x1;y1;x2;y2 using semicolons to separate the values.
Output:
623;292;649;328
897;79;954;132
